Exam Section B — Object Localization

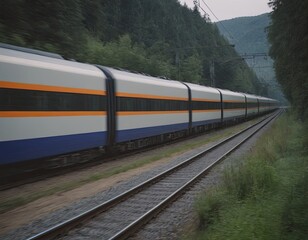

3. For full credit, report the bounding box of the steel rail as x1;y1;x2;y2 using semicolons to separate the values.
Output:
26;110;281;240
110;110;281;240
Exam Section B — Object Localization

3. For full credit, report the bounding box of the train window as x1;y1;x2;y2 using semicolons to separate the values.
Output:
191;101;221;110
223;102;246;109
116;97;188;111
259;102;269;107
0;88;106;111
247;102;258;108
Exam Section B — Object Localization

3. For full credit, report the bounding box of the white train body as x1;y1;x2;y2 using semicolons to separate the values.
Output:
0;47;107;164
186;83;221;127
219;89;246;120
104;67;189;142
245;93;259;116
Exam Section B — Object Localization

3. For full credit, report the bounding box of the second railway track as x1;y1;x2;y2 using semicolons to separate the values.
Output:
27;110;282;240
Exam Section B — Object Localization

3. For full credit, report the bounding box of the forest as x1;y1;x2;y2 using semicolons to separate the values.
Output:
268;0;308;120
0;0;265;95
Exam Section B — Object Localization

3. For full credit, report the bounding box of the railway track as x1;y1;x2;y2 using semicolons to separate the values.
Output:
25;110;281;240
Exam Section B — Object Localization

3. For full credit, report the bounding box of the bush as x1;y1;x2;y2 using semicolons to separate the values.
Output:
223;157;277;200
195;189;226;229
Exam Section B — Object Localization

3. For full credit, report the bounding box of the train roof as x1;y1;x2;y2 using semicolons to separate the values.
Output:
217;88;245;97
102;66;187;89
0;44;104;78
0;43;64;59
184;82;220;94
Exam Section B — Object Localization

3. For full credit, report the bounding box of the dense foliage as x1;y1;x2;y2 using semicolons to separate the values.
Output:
268;0;308;119
0;0;264;93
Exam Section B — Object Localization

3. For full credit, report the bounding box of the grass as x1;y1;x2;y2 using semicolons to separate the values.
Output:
0;119;256;214
189;112;308;240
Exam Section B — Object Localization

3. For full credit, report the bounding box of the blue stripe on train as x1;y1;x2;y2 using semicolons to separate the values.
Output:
116;122;189;143
0;132;107;165
223;115;246;121
192;118;221;127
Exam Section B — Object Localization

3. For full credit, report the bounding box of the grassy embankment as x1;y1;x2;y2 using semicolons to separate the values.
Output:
189;112;308;239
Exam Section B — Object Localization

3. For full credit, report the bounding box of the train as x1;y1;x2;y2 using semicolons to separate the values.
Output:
0;43;279;167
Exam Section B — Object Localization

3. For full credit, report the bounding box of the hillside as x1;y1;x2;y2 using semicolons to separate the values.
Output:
218;14;270;53
217;14;286;102
0;0;264;95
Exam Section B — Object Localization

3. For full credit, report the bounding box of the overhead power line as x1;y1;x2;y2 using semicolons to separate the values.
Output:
240;53;268;58
197;0;236;42
200;0;220;22
252;66;273;69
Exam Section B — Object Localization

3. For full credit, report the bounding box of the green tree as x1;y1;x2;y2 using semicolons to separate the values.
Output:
82;0;105;38
25;0;86;57
268;0;308;119
181;53;203;84
0;0;29;46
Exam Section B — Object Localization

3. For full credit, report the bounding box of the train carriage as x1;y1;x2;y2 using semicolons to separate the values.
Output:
102;67;190;144
185;83;222;129
258;96;272;114
270;99;279;111
0;47;108;164
266;98;279;112
245;93;259;116
219;89;246;121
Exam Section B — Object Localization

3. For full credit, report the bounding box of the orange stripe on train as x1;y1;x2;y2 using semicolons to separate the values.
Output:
117;110;188;116
192;109;221;113
192;98;220;102
223;100;245;103
116;92;188;101
224;108;246;111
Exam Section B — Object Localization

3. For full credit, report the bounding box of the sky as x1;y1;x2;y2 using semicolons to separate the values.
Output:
179;0;272;22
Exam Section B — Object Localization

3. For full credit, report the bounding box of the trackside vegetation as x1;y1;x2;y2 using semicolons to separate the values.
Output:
189;112;308;240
